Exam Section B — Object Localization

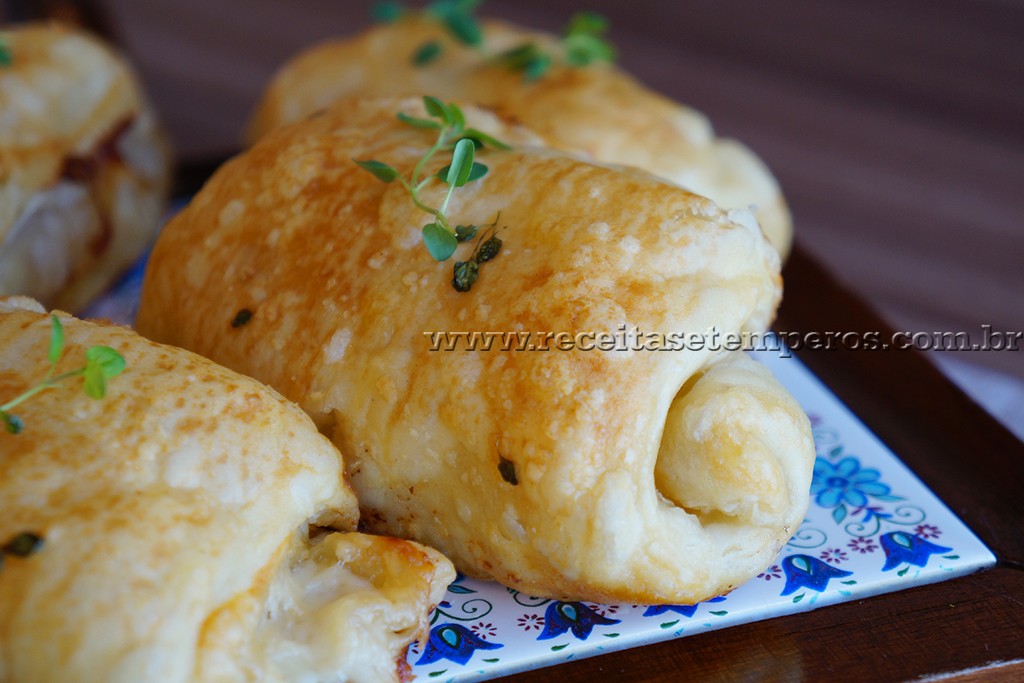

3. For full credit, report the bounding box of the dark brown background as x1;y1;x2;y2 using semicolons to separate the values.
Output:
60;0;1024;385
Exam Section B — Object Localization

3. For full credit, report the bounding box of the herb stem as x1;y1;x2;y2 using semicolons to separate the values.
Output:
0;369;84;413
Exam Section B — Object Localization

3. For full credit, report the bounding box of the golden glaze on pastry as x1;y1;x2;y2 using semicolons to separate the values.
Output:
0;23;171;311
246;16;792;258
0;297;454;683
138;98;813;604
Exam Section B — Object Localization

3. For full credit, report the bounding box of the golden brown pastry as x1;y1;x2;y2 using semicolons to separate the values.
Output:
0;296;454;683
0;23;171;311
138;98;813;604
246;15;793;258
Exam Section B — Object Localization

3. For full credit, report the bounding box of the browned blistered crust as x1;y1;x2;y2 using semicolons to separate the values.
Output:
138;98;813;605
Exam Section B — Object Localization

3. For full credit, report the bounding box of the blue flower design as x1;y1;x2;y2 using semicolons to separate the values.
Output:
781;554;853;596
643;604;698;618
880;531;952;571
416;623;503;666
811;456;892;508
538;601;620;641
642;595;725;618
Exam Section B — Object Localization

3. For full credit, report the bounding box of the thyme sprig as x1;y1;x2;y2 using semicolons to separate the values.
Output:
354;96;509;280
494;11;616;81
0;315;126;434
372;0;484;65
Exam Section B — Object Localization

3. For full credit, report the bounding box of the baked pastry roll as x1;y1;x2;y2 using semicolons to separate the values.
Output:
246;15;793;258
0;297;454;683
138;98;814;604
0;23;171;312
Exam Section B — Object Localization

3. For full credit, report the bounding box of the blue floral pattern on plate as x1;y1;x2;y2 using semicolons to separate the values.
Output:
403;348;995;682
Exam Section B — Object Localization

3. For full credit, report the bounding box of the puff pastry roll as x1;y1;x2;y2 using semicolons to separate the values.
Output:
0;23;171;311
246;15;793;258
0;297;454;683
138;98;814;604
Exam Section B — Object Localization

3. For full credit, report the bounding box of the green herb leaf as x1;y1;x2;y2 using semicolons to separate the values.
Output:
397;112;443;130
437;161;487;186
370;1;405;22
461;129;512;151
82;360;106;399
476;234;502;262
446;138;476;187
231;308;253;328
440;11;482;46
412;40;443;66
1;411;22;434
0;40;10;68
494;43;542;70
48;315;64;366
3;532;43;557
452;259;480;291
523;52;553;81
85;346;127;380
565;11;609;38
422;223;458;261
565;33;616;66
455;225;479;241
354;159;400;183
422;96;450;123
445;102;466;131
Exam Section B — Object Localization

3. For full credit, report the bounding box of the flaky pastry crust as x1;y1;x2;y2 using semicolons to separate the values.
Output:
138;98;812;604
246;16;792;258
0;297;454;683
0;23;171;311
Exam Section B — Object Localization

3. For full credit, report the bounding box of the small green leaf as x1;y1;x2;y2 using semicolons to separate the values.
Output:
476;234;502;262
897;566;910;577
48;315;65;366
370;1;404;22
445;102;466;131
2;411;23;434
427;670;448;678
709;610;728;616
497;456;518;485
231;308;253;328
446;138;476;187
442;12;482;46
422;96;450;123
523;53;553;81
397;112;443;130
452;260;479;292
422;223;458;261
482;658;500;663
659;620;679;629
353;159;399;183
494;42;542;70
565;11;609;38
840;580;858;585
412;40;443;66
550;643;569;652
437;161;487;185
461;129;511;151
565;33;616;67
82;360;106;400
4;532;43;557
85;346;126;379
0;41;10;68
446;583;476;594
455;225;479;242
792;593;805;603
